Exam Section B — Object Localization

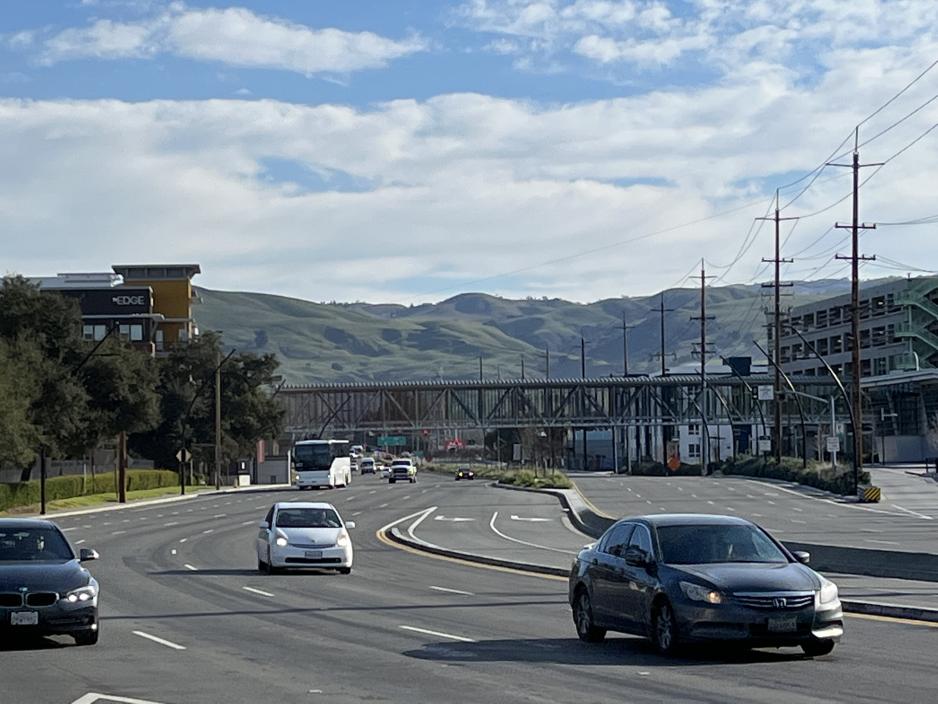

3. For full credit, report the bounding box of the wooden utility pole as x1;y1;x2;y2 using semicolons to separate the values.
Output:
215;354;223;491
830;129;880;490
691;260;715;474
758;190;797;465
651;293;676;465
581;336;588;470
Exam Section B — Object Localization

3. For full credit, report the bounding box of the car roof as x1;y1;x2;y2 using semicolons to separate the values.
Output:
617;513;754;528
0;518;59;530
274;502;337;510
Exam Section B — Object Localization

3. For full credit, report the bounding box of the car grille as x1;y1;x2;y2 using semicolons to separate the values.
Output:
0;593;23;607
25;592;58;607
734;592;814;610
292;543;335;549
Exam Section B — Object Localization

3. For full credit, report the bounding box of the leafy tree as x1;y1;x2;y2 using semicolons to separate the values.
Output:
0;340;41;468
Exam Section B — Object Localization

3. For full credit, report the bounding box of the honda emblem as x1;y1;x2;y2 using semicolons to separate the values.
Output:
773;597;787;608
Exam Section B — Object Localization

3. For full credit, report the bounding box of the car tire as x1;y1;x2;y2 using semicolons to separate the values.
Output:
411;477;416;483
337;567;352;575
390;479;396;484
74;626;99;646
573;590;606;643
257;557;268;573
801;639;836;657
651;600;679;655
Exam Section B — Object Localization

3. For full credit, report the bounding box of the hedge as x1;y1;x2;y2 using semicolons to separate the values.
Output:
0;469;179;511
627;461;707;477
719;455;870;496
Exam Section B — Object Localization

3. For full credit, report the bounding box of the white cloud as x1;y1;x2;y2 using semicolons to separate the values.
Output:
4;39;938;304
37;4;425;75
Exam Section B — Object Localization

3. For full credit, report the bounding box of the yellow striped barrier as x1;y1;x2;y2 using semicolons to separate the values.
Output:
858;485;881;503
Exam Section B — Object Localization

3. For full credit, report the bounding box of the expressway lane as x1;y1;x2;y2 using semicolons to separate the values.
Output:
5;473;938;703
570;474;938;553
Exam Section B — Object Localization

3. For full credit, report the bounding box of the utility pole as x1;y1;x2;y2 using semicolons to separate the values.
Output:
544;346;550;379
830;129;880;489
581;336;588;471
479;355;483;381
690;259;715;474
757;189;797;465
215;352;223;491
521;356;525;380
622;310;634;376
651;293;676;465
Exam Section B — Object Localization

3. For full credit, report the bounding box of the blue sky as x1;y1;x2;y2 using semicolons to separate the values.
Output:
2;1;938;304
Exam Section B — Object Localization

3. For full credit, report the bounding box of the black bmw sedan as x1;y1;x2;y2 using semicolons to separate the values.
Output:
569;514;843;657
0;519;100;645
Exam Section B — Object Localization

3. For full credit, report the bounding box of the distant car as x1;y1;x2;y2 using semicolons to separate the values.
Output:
256;502;355;575
0;519;100;645
569;514;843;656
455;467;475;481
359;458;376;475
389;459;417;484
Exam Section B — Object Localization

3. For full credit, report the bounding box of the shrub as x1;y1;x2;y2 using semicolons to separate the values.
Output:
0;469;180;511
720;455;869;495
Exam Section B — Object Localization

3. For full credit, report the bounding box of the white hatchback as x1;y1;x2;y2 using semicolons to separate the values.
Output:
256;502;355;574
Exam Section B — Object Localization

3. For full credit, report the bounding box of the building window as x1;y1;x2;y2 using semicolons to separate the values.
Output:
687;443;701;459
130;324;143;342
93;325;107;341
155;330;164;351
82;325;94;340
687;424;700;436
830;307;842;326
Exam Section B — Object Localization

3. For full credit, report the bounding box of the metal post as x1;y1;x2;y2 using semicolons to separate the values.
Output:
39;448;47;516
118;431;127;503
215;355;222;491
830;397;837;469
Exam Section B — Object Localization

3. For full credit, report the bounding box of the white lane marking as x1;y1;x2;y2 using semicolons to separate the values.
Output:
179;538;188;543
171;549;177;555
183;564;198;571
690;494;697;499
122;519;131;523
509;515;551;522
429;586;474;596
433;515;474;522
379;503;389;509
75;539;86;545
402;495;412;500
62;527;79;532
202;529;214;534
792;507;803;513
767;501;776;505
163;522;179;527
345;497;356;502
242;586;275;598
866;539;901;546
171;512;180;516
101;522;112;526
725;506;737;512
676;487;684;492
399;625;476;643
727;486;736;492
489;511;576;555
748;479;923;519
352;511;362;517
635;494;642;498
156;514;164;518
751;513;764;518
790;519;807;524
369;490;377;495
407;507;438;541
111;530;127;536
707;500;715;506
861;528;883;533
71;692;168;704
892;504;934;521
213;514;226;519
132;630;186;651
241;520;255;526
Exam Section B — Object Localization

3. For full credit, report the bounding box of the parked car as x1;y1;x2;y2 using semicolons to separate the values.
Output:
389;459;417;484
568;514;843;656
455;466;475;480
0;519;100;645
256;502;355;574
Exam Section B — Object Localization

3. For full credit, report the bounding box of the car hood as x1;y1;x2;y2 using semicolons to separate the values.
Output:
674;562;820;593
278;527;343;546
0;560;91;592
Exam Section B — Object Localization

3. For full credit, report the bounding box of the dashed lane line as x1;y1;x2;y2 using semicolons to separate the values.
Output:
132;630;186;651
399;625;476;643
430;585;475;596
183;564;198;571
242;586;275;598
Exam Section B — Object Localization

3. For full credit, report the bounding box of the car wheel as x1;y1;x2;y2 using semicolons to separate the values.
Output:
337;567;352;575
652;600;679;655
801;639;836;657
573;590;606;643
257;557;268;573
411;477;416;483
390;479;395;484
74;626;99;646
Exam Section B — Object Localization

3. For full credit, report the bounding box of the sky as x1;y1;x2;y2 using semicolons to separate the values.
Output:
2;0;938;305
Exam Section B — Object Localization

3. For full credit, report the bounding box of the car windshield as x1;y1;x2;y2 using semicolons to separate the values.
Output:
275;508;342;529
657;524;788;565
294;444;332;470
0;527;74;562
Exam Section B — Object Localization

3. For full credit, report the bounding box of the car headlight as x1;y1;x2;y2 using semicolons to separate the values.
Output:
680;581;723;604
275;536;289;547
63;585;98;604
817;578;839;606
336;531;350;548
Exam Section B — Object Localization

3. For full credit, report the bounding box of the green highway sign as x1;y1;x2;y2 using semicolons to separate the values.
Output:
378;435;407;447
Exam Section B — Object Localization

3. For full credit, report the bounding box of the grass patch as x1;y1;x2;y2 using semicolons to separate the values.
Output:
0;485;213;516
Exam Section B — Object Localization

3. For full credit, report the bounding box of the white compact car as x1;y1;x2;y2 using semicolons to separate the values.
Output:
256;502;355;574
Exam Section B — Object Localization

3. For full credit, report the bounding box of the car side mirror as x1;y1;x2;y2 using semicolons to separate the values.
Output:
345;521;356;530
79;548;99;562
624;547;651;568
258;521;270;529
793;550;810;565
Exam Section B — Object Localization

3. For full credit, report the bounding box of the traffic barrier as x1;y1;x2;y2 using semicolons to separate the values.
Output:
858;485;882;503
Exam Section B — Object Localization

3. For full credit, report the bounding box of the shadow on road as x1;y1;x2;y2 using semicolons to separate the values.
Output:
404;636;809;667
0;634;72;651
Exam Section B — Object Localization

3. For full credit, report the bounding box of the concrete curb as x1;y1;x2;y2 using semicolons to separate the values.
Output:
11;483;295;519
385;520;938;624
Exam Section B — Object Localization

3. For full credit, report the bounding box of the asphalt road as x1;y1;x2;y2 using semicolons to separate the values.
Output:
570;473;938;553
4;472;938;704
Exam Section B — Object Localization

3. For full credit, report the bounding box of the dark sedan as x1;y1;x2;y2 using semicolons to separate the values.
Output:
569;514;843;656
0;519;100;645
455;467;475;481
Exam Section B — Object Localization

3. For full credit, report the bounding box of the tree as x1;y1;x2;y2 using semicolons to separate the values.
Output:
0;340;41;468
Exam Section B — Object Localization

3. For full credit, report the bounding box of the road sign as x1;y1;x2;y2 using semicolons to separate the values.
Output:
377;435;406;447
758;438;772;452
826;437;840;452
757;386;774;401
175;449;191;463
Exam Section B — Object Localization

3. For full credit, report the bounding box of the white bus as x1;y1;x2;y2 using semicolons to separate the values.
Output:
292;439;352;490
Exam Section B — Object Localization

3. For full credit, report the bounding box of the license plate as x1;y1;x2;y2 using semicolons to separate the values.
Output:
304;550;323;559
11;611;38;626
767;617;797;633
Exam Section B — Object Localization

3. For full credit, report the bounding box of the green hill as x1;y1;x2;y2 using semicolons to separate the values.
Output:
193;280;865;384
